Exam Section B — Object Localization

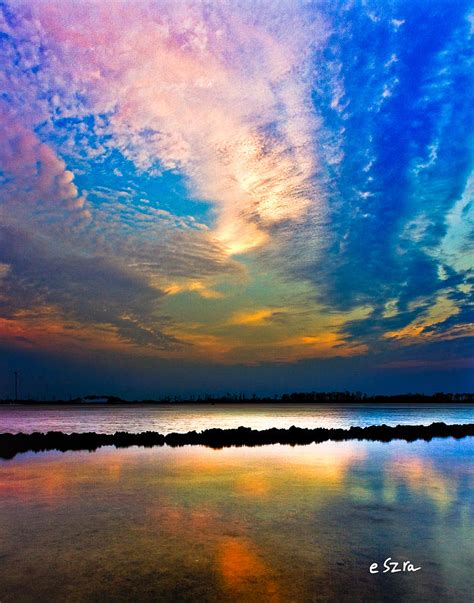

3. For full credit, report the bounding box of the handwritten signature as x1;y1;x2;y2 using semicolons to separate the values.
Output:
370;557;421;574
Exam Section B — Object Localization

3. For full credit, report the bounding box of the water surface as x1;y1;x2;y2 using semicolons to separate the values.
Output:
0;438;472;602
1;402;473;434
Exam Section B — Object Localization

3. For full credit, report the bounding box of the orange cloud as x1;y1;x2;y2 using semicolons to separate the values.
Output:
229;308;280;326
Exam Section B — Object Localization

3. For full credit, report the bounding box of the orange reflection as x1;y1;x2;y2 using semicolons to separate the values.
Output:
235;472;272;498
278;442;367;489
217;537;280;601
0;451;124;505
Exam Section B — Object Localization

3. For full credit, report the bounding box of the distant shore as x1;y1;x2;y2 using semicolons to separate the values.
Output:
1;392;473;405
1;422;473;460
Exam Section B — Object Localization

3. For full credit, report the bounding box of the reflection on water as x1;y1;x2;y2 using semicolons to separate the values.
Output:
1;402;473;434
0;439;472;602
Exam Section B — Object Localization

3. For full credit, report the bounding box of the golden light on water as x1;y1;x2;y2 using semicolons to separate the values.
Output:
1;439;472;601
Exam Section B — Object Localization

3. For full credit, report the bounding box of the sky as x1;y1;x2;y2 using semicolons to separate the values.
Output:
0;0;473;398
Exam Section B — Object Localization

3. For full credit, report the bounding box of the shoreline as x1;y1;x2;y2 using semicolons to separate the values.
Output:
1;422;473;460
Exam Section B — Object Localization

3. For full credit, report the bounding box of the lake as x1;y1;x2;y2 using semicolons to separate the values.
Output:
0;405;473;602
0;438;473;602
1;402;473;434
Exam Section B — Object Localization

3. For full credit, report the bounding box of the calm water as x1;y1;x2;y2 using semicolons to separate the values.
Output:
1;403;473;434
0;438;473;602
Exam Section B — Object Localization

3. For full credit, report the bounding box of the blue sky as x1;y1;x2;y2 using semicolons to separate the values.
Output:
0;1;472;397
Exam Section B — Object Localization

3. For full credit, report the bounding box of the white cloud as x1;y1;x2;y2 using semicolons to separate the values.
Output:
12;0;332;256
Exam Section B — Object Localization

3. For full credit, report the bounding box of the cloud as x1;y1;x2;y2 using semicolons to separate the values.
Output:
0;94;244;354
0;225;180;351
0;103;91;225
229;308;287;326
283;1;474;347
3;0;330;256
0;0;472;370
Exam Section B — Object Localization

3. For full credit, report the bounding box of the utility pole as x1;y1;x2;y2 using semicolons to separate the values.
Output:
14;371;19;401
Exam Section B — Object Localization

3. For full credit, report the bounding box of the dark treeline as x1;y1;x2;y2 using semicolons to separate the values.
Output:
0;422;473;460
1;391;473;405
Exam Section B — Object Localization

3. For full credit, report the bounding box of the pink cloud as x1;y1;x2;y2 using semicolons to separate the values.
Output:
0;102;90;223
17;0;330;254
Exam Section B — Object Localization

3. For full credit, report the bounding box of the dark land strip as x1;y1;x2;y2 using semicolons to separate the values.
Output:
0;422;473;459
1;392;473;405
